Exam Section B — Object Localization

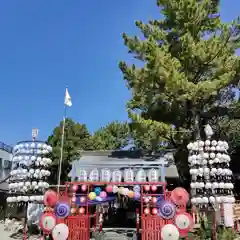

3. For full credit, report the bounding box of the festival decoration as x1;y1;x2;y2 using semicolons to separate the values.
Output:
52;223;69;240
100;168;111;182
81;184;87;192
88;192;97;200
39;212;57;234
44;190;58;207
144;185;150;192
152;208;158;215
158;200;176;219
174;212;193;237
72;185;78;192
7;141;52;204
170;187;189;205
127;190;135;198
188;124;235;212
144;208;150;215
94;187;101;196
55;202;71;218
99;191;107;199
106;185;113;193
151;185;157;192
161;224;180;240
134;192;140;200
79;207;85;214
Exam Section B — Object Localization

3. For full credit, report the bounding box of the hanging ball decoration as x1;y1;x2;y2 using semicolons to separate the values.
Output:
80;196;86;203
112;185;119;193
88;192;97;200
43;190;58;207
72;185;78;192
106;185;113;193
152;208;158;215
144;197;150;204
95;196;103;201
55;202;71;218
134;192;140;200
127;190;135;199
144;185;150;191
94;187;102;196
133;185;141;192
79;207;85;214
52;223;69;240
118;187;125;195
161;224;180;240
71;197;76;203
152;197;157;204
39;212;57;234
151;185;157;192
158;200;176;220
81;184;87;192
71;208;77;214
99;191;107;199
144;208;150;215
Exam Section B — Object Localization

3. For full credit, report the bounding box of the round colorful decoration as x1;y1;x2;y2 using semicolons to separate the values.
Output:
39;212;57;234
161;224;180;240
158;200;176;219
94;187;101;196
174;212;194;237
170;187;189;205
55;202;70;218
52;223;69;240
43;190;58;207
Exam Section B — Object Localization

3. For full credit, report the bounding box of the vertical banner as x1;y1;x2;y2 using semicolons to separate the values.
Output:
223;203;234;227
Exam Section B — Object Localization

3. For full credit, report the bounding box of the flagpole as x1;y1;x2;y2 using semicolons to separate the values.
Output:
57;103;67;193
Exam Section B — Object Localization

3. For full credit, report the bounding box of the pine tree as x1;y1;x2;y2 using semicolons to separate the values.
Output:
119;0;240;181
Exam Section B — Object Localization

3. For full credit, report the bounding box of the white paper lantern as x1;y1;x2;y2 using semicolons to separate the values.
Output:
112;169;122;182
135;169;146;182
100;168;111;182
89;169;99;182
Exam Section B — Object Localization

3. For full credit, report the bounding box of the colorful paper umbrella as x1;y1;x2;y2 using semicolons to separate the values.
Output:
170;187;189;205
161;224;179;240
158;200;176;219
174;212;193;237
43;190;58;207
39;212;57;234
52;223;69;240
55;202;70;218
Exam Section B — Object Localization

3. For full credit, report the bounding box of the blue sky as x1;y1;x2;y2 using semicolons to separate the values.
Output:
0;0;239;145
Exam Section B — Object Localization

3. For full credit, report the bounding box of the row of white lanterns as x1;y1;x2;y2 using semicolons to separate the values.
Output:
14;143;52;151
191;196;235;205
7;195;44;203
13;156;52;163
187;140;229;151
9;181;49;191
190;182;234;189
189;168;233;176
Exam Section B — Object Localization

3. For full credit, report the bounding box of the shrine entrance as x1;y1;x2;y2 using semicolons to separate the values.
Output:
60;181;190;240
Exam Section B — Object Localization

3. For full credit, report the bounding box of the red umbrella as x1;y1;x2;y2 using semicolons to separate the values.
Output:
40;212;57;234
170;187;189;205
174;212;193;237
44;190;58;207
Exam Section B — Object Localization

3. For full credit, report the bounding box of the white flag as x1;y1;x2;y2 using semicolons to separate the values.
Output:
64;88;72;107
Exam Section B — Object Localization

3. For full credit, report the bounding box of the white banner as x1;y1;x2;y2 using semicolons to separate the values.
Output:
223;203;234;227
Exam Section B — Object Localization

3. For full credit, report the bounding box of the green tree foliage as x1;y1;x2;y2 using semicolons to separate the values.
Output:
47;118;92;183
119;0;240;180
90;121;130;150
